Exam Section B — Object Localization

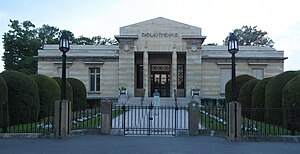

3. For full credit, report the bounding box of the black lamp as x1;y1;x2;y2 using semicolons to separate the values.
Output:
228;33;239;139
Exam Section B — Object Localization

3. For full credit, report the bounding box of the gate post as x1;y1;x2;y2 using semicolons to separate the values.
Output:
101;100;112;134
55;100;71;139
228;101;241;141
188;101;199;136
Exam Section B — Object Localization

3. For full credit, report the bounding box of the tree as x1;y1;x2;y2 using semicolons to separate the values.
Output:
2;20;41;75
265;71;300;125
223;26;274;47
31;74;60;118
225;74;256;103
238;79;259;118
92;36;118;45
1;70;40;124
73;35;94;45
38;24;60;45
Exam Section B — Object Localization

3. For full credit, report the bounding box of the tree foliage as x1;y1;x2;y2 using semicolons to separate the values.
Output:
38;24;60;45
1;70;40;124
2;20;40;75
52;77;74;103
0;74;8;126
251;77;272;122
224;25;274;47
265;71;300;125
225;74;256;103
282;75;300;131
2;19;118;75
238;79;259;118
31;74;60;118
67;78;87;110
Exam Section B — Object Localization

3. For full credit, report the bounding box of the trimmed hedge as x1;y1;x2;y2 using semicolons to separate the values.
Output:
52;77;73;103
67;78;87;110
238;79;259;118
265;71;300;125
282;75;300;131
225;74;256;103
1;71;40;124
0;74;8;126
251;77;272;121
31;74;61;118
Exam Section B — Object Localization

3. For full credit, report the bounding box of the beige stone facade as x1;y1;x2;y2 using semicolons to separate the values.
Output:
37;17;285;102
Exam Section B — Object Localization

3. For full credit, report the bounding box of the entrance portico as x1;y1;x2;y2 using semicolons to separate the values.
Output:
115;17;206;100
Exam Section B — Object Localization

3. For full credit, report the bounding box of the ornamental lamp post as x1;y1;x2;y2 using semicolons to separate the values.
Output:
228;33;239;139
59;32;70;100
57;32;70;138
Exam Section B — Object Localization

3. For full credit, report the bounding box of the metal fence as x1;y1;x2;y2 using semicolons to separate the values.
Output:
241;108;300;136
112;104;188;136
1;106;54;133
199;106;227;133
71;105;102;130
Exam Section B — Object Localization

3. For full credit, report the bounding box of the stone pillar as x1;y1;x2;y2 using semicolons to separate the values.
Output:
172;51;177;97
55;100;71;139
188;101;199;136
186;50;201;97
143;51;149;97
228;101;241;141
101;100;112;134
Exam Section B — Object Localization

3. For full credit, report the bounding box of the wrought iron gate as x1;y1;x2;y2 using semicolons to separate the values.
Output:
112;103;188;136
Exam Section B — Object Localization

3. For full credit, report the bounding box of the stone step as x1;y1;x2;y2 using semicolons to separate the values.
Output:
117;97;201;106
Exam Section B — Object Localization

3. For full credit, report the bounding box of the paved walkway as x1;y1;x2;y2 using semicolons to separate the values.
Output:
1;135;299;154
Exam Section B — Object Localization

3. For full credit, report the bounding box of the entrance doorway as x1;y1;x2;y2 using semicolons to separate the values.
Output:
151;65;170;97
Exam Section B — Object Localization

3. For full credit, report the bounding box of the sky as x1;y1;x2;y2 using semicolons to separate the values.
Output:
0;0;300;72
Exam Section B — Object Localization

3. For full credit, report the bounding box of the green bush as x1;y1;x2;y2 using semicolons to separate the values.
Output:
282;75;300;131
31;74;60;118
265;71;300;125
1;71;40;124
238;79;259;118
225;74;256;103
0;74;8;127
251;77;272;121
67;78;87;110
52;77;73;103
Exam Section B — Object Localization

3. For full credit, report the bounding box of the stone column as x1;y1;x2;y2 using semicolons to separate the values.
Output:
101;100;112;134
228;101;241;141
55;100;71;139
143;51;149;97
171;51;177;97
188;101;199;136
186;50;201;97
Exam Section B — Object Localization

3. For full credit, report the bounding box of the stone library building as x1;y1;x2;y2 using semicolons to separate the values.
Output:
37;17;285;104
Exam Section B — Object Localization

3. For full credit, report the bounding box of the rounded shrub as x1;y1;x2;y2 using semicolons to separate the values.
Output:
225;74;256;103
31;74;61;118
1;71;40;124
265;71;300;125
282;75;300;131
251;77;272;121
67;78;87;110
0;74;8;126
52;77;73;103
238;79;259;118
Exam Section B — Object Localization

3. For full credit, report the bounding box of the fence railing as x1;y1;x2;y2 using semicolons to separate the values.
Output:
199;106;227;133
241;108;300;136
71;105;102;130
1;106;54;133
112;104;188;135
